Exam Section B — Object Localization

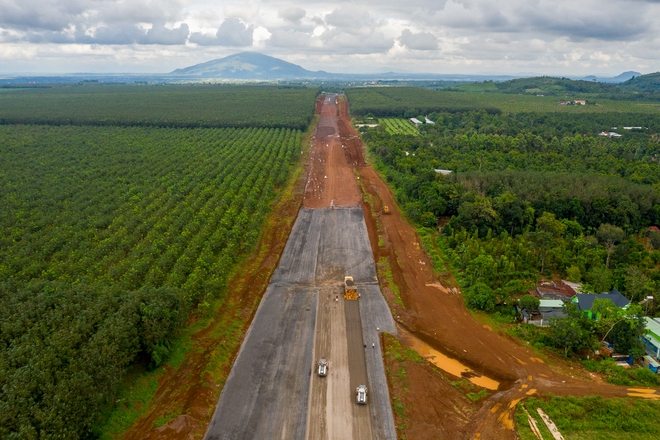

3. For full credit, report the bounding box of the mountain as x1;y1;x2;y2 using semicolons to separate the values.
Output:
620;72;660;93
170;52;328;79
580;71;642;84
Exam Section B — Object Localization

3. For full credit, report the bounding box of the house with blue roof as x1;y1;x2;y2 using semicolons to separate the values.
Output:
571;288;630;319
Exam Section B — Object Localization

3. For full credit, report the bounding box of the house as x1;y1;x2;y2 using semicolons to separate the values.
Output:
531;281;576;302
572;288;630;319
409;117;423;125
599;131;622;138
574;100;586;105
425;117;435;124
538;300;567;320
648;226;660;234
642;317;660;358
434;169;452;175
519;299;566;326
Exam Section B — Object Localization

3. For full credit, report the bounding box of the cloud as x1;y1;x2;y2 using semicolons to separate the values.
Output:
215;17;254;46
141;23;189;45
398;29;438;50
278;7;306;24
324;5;375;34
189;18;254;47
267;29;313;48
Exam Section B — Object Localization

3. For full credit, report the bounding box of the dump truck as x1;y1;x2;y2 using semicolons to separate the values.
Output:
344;276;359;300
317;359;328;377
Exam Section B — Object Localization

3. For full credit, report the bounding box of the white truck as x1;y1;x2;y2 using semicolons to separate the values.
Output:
317;359;328;377
356;385;368;404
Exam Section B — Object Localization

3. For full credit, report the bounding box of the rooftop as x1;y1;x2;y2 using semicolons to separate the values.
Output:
574;288;630;310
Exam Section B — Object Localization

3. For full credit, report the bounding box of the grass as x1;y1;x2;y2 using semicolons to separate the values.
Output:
516;395;660;440
377;257;404;308
383;333;425;440
417;227;447;275
583;359;660;387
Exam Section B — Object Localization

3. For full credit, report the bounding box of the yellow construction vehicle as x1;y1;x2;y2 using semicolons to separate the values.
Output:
383;205;390;214
344;276;359;300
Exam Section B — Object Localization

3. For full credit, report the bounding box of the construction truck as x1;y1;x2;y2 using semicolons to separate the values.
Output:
344;276;359;300
382;205;390;214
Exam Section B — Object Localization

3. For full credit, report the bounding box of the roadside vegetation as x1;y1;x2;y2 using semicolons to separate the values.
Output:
0;86;316;438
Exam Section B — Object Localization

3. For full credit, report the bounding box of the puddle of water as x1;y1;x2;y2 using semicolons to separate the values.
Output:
628;388;656;394
400;330;500;390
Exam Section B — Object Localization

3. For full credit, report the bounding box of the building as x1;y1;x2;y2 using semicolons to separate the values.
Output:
434;169;452;175
529;281;576;302
599;131;622;138
642;317;660;358
572;288;630;319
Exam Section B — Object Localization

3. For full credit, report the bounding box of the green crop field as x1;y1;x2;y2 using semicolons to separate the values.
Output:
380;118;419;135
0;84;317;130
0;118;305;437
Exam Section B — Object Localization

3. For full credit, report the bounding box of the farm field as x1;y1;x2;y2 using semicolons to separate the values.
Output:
0;86;313;439
0;84;317;130
380;118;419;136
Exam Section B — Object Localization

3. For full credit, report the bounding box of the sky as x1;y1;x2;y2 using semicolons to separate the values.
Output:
1;0;660;76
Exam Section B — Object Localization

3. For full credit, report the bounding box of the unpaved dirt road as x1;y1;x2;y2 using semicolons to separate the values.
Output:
204;95;396;440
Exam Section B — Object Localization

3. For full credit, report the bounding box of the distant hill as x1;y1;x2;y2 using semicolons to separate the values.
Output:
620;72;660;93
493;76;622;96
170;52;328;79
580;71;641;83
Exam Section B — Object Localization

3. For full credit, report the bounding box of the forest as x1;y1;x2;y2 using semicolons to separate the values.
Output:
359;101;660;362
0;86;314;438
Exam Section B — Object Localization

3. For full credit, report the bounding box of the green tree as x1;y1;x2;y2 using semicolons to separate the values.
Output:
585;266;613;293
566;265;582;282
530;212;566;273
464;283;496;312
550;318;595;357
623;266;655;303
518;294;540;312
596;223;625;269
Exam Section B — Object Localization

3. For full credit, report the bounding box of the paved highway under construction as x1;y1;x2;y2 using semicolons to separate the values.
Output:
204;96;397;440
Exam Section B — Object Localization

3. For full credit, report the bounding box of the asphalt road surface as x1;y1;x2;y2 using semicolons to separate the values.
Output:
205;208;396;440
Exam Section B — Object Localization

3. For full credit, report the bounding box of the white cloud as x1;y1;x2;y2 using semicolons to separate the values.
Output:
398;29;438;51
0;0;659;75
